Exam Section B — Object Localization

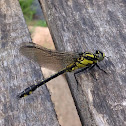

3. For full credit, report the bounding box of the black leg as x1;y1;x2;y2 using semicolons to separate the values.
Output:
87;64;95;71
74;65;96;90
95;63;107;74
87;64;98;80
74;66;89;75
74;64;107;90
74;66;89;90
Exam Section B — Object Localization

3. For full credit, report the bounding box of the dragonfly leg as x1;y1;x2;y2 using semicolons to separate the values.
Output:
88;64;97;80
74;64;107;90
88;72;97;81
95;63;107;74
74;65;97;90
74;72;79;90
74;67;89;90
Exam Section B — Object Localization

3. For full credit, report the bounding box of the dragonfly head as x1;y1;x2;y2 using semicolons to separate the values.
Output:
95;50;105;62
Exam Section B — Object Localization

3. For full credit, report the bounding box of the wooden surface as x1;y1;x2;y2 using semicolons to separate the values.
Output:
40;0;126;126
0;0;59;126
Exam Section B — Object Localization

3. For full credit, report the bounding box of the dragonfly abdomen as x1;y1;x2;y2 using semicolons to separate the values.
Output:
18;68;68;98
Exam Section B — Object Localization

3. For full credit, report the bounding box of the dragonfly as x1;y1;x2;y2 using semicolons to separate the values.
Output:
17;42;106;98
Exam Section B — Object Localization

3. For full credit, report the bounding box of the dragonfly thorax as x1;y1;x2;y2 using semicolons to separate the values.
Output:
66;51;99;72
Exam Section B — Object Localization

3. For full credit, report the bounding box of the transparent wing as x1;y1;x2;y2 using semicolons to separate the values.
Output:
20;42;80;71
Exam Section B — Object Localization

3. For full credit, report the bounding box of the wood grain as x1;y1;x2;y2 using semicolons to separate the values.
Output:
39;0;126;125
0;0;59;125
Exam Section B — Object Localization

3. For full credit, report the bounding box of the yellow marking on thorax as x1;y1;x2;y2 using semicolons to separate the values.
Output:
66;53;98;72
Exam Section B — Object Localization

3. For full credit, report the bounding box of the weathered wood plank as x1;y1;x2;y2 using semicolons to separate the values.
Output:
39;0;126;125
0;0;59;125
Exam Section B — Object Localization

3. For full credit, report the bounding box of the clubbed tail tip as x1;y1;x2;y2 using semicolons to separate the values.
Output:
16;92;25;99
17;85;38;99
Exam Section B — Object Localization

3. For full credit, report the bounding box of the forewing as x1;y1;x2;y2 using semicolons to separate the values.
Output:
19;43;79;71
